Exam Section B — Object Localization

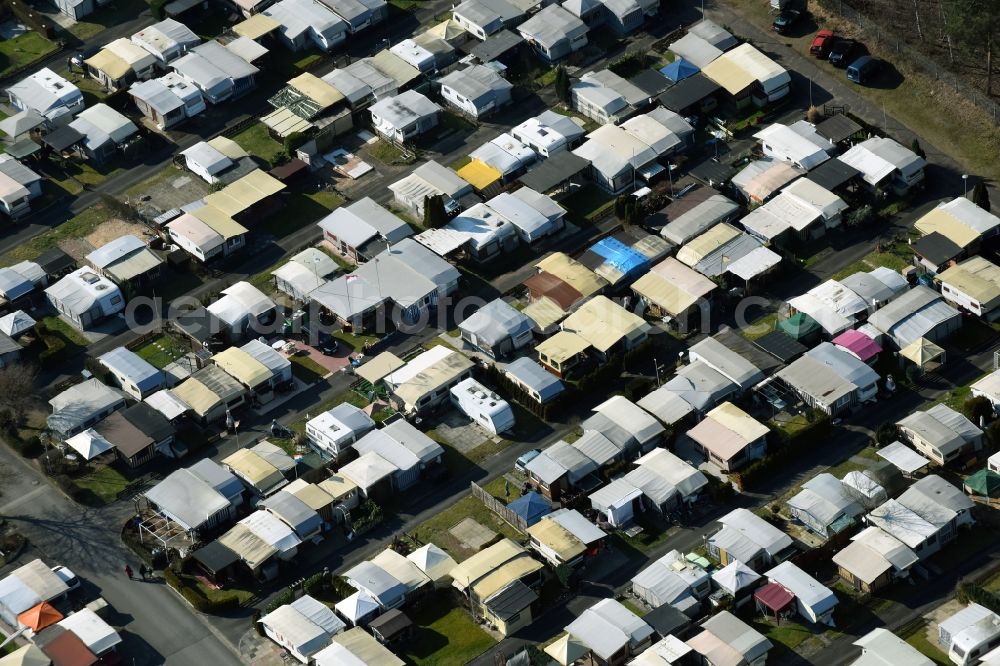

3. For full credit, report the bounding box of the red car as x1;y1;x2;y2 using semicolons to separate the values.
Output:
810;30;836;57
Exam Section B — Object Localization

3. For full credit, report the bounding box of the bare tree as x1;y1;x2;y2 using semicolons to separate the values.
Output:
0;363;39;423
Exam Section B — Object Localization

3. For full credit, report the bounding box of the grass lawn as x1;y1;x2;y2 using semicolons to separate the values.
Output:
621;599;648;617
753;619;814;653
615;512;676;554
481;474;524;502
769;413;815;439
550;106;599;133
75;76;111;105
332;329;377;353
317;246;354;272
47;159;122;195
901;622;950;665
2;205;106;264
133;333;189;369
63;0;147;41
449;155;472;170
294;53;323;71
194;579;255;606
401;594;496;666
258;191;344;237
562;185;615;224
440;110;475;134
388;0;419;8
726;0;1000;188
410;493;524;561
230;124;285;167
369;140;414;165
74;465;131;505
535;68;557;87
740;312;780;340
289;355;329;383
40;315;90;347
0;32;58;78
1;635;15;655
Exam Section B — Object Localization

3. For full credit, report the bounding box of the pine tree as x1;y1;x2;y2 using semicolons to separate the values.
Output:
972;180;991;211
423;194;448;228
554;66;571;104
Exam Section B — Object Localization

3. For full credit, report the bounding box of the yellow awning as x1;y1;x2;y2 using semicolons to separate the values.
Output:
535;330;590;363
286;480;335;511
318;473;358;501
204;169;285;216
213;347;272;388
560;295;649;353
632;273;694;316
356;351;405;384
172;378;220;417
190;205;248;240
207;135;248;159
456;159;502;191
288;72;344;108
223;448;283;488
450;538;524;591
261;107;314;138
938;256;1000;305
471;556;545;600
85;49;130;80
218;523;276;569
915;208;980;249
535;253;607;299
522;296;567;331
526;519;585;562
676;223;741;266
233;13;280;39
702;50;756;94
708;402;769;442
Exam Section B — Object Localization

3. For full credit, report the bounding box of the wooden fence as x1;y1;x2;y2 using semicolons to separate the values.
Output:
470;481;528;532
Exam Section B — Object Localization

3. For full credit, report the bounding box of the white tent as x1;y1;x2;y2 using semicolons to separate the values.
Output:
711;560;761;596
0;311;35;337
544;633;590;666
58;609;122;656
65;429;114;460
407;543;457;583
334;590;380;625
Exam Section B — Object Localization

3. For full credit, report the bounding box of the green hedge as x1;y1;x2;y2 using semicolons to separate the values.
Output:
957;581;1000;615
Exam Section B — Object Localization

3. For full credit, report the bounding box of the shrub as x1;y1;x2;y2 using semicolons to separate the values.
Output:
251;609;264;636
264;589;296;614
875;421;899;446
148;0;167;19
962;396;994;427
988;420;1000;447
303;572;325;596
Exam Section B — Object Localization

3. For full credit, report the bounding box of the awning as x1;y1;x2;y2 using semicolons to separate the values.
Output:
877;441;930;474
638;162;666;180
18;602;63;631
900;337;945;368
355;351;405;384
544;634;590;666
5;138;41;159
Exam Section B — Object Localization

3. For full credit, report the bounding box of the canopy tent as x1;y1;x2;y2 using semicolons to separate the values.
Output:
355;351;405;385
712;560;761;596
506;491;551;527
544;633;591;666
64;429;114;461
660;57;700;83
17;602;62;631
407;543;457;582
754;582;795;619
965;469;1000;498
0;645;50;666
900;337;945;370
778;312;821;343
334;590;380;624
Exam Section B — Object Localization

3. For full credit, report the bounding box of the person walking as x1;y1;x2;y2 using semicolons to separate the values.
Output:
124;565;133;580
139;564;147;580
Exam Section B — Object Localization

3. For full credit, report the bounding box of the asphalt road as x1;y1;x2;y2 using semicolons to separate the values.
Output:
0;443;243;666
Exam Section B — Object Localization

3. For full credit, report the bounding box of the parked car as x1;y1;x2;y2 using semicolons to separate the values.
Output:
772;8;802;34
810;30;836;57
828;39;861;67
52;565;81;592
847;55;881;84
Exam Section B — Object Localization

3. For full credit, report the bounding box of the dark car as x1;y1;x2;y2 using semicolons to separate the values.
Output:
847;55;881;84
828;39;861;67
810;30;836;57
772;8;802;34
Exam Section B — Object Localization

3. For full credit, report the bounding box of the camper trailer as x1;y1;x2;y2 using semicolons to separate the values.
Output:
449;378;515;435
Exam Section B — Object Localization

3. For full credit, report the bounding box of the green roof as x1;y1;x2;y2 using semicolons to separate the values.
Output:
778;313;821;341
964;469;1000;497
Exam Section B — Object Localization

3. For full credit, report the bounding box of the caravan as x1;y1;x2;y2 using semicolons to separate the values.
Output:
449;378;515;435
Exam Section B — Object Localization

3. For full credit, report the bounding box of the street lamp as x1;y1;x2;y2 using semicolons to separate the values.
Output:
963;174;969;197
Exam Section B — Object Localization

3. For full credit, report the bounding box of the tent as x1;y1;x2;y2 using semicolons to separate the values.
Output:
17;602;62;631
334;590;380;625
660;57;700;83
64;430;114;461
778;312;821;343
900;337;945;371
712;560;761;596
0;311;35;337
965;469;1000;498
544;633;590;666
754;582;795;620
407;543;457;583
507;491;551;527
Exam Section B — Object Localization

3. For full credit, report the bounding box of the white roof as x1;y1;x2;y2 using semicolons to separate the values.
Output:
340;451;397;490
712;560;761;595
634;447;708;498
632;549;710;606
58;609;122;655
0;310;35;337
669;32;723;68
334;590;380;623
716;508;792;556
263;0;346;43
866;499;938;549
11;559;68;602
206;281;275;326
546;508;605;545
787;293;854;336
144;389;190;421
240;510;302;554
877;441;931;474
754;123;830;170
852;628;934;666
65;429;114;460
566;598;653;661
727;245;782;281
45;267;123;317
766;561;838;616
73;104;139;144
589;478;642;513
144;466;231;531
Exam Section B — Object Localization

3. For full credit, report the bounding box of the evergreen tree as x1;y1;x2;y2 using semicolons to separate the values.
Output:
423;194;448;228
554;66;571;103
972;180;992;211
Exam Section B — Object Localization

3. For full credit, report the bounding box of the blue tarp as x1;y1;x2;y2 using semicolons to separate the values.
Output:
589;237;650;280
660;58;700;83
507;491;552;526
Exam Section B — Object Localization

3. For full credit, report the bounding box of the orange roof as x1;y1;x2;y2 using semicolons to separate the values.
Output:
18;601;63;631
